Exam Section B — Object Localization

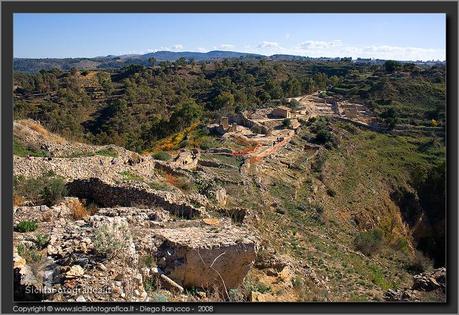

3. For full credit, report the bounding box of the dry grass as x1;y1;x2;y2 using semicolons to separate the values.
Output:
164;173;192;191
19;119;66;144
13;194;25;207
165;173;178;186
67;199;90;220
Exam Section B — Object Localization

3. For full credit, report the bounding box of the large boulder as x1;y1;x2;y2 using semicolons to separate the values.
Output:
170;149;200;170
153;225;257;290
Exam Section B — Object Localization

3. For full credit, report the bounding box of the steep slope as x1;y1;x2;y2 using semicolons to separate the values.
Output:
12;117;445;302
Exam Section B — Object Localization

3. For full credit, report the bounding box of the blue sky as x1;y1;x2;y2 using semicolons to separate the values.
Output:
14;13;445;61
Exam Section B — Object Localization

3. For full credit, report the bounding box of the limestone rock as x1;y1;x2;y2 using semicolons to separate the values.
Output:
66;265;84;278
169;149;200;170
250;291;272;302
154;225;257;290
215;188;227;207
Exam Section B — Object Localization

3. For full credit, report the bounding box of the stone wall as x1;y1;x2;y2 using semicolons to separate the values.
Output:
229;113;271;135
66;178;200;219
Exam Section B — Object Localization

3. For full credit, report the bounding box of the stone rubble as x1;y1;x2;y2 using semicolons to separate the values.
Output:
13;119;260;303
384;268;446;302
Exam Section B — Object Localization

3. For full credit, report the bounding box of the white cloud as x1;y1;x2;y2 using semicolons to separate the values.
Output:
300;40;343;50
120;48;157;55
356;45;444;60
297;42;444;61
123;40;445;61
219;44;235;50
151;44;185;52
246;39;444;61
171;44;184;51
257;41;281;49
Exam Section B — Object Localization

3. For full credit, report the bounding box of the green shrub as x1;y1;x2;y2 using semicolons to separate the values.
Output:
92;221;132;259
143;277;158;292
282;118;292;129
15;220;38;233
199;142;210;150
139;255;154;268
314;128;334;145
369;265;391;290
17;243;43;263
249;281;271;294
35;234;50;249
380;108;398;130
14;172;67;206
66;151;95;158
312;153;326;173
13;139;47;157
309;117;337;147
393;237;410;255
288;99;301;109
41;176;67;206
292;276;304;288
354;228;384;256
228;288;245;302
152;151;171;161
310;203;324;214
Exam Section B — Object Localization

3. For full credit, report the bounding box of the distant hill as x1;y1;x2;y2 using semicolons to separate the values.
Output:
143;50;263;61
13;50;265;72
13;50;445;73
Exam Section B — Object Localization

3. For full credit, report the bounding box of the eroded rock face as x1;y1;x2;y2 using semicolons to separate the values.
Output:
153;226;258;290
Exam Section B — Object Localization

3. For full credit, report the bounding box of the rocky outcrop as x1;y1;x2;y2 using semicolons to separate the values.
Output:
384;268;446;302
153;226;258;290
170;149;200;170
12;119;264;302
13;195;258;302
412;268;446;291
384;289;420;302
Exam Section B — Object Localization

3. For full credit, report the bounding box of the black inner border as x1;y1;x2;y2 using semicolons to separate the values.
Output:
2;1;457;314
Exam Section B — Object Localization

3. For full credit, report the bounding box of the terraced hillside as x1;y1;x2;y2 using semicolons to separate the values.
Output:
13;115;445;302
12;58;446;302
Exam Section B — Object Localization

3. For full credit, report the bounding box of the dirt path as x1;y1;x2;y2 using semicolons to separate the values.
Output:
248;132;294;163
